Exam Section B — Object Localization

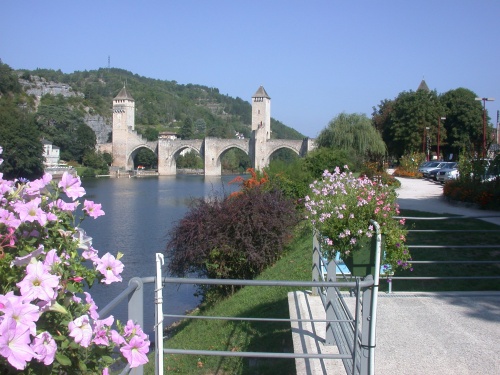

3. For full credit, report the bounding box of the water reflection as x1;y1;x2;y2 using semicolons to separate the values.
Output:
79;174;241;337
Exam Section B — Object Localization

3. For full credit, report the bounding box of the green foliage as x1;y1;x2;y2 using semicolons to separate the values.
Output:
220;148;250;173
176;150;203;169
440;88;485;157
35;100;95;163
394;152;426;178
166;185;300;302
302;147;354;177
316;112;386;162
0;62;22;95
82;151;110;174
264;159;313;202
0;98;44;180
134;148;157;169
379;90;444;158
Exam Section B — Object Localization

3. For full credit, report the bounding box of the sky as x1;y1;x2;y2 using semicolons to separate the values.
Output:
1;0;499;138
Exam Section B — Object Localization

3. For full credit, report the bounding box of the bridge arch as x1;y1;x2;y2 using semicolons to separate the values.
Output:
126;144;158;170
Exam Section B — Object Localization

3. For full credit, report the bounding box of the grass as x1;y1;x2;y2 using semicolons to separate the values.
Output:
144;211;500;374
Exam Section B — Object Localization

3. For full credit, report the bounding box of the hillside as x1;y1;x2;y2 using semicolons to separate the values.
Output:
15;67;305;142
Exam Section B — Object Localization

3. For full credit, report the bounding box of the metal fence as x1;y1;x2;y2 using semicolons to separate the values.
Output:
98;223;383;375
387;214;500;293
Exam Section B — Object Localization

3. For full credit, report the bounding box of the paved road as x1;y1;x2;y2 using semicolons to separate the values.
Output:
291;176;500;375
395;176;500;225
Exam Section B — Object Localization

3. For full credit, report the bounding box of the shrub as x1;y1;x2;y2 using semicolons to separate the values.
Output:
393;152;425;178
165;185;300;301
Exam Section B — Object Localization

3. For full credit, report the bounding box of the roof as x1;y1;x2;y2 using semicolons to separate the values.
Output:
252;86;270;99
114;86;134;100
417;79;430;92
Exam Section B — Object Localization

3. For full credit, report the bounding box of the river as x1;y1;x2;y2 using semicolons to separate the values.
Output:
79;174;241;338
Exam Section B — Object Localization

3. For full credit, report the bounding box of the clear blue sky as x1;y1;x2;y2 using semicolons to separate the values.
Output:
1;0;499;138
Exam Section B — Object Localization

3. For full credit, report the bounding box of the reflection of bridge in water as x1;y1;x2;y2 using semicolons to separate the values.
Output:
101;85;315;176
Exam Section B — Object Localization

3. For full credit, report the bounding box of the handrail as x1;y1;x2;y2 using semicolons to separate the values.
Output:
388;214;500;292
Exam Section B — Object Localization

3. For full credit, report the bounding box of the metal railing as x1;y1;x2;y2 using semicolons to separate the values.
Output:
389;215;500;293
98;223;383;375
153;221;382;375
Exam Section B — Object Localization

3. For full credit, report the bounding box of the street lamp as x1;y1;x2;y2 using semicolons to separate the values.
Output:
426;127;430;161
475;97;495;158
437;116;446;160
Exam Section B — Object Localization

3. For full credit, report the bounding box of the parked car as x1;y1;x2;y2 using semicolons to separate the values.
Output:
427;162;457;181
436;165;459;183
418;162;449;178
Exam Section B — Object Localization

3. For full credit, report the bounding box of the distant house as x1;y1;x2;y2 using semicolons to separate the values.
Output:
42;139;60;166
158;131;178;140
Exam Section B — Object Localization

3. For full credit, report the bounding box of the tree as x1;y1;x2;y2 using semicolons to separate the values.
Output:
141;126;159;141
440;88;485;159
375;90;444;158
176;150;203;169
134;148;157;169
0;98;44;180
316;112;386;165
194;118;206;136
179;117;194;139
0;62;22;95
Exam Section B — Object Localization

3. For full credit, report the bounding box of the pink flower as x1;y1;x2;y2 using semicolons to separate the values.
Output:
31;331;56;365
96;253;124;284
110;330;126;345
58;172;85;201
0;319;37;370
120;335;150;368
0;208;21;229
83;200;105;219
92;315;114;346
123;320;148;340
13;197;48;226
16;261;60;302
0;292;40;336
68;315;93;347
24;174;52;197
11;245;45;267
84;292;99;320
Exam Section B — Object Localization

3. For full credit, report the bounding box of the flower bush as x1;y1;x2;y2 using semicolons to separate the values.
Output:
0;147;149;374
305;166;412;274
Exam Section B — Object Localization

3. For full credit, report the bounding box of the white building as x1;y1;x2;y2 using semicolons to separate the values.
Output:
42;139;60;166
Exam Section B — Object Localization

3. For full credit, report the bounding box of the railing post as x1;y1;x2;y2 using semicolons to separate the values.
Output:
312;229;321;296
324;270;336;346
155;254;164;375
128;277;144;375
359;275;373;375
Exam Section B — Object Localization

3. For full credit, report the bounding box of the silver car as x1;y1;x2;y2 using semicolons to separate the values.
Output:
436;167;459;183
418;162;448;178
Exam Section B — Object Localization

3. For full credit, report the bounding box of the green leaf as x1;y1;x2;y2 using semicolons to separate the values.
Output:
101;355;114;365
78;360;88;371
55;353;72;366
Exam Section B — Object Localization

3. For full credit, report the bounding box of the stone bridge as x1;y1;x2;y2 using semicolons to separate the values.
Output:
107;85;316;176
157;136;315;175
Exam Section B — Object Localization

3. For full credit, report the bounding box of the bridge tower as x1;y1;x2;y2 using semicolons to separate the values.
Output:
251;86;271;170
112;86;135;168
